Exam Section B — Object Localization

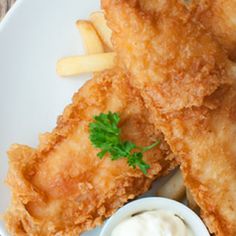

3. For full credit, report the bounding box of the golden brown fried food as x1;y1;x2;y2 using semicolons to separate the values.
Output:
4;68;176;236
103;1;236;235
184;0;236;61
103;0;231;112
138;0;236;61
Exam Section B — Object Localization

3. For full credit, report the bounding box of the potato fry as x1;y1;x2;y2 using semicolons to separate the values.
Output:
156;169;186;201
56;52;116;77
186;188;200;214
76;20;104;54
90;11;113;49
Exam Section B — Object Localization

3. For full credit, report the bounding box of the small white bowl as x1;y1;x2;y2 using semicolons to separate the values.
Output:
100;197;210;236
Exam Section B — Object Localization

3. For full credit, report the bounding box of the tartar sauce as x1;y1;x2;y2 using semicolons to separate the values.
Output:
111;210;194;236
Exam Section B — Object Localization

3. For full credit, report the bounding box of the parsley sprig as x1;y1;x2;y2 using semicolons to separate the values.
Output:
89;112;160;174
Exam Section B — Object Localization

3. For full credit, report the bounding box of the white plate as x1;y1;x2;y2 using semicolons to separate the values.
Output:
0;1;170;235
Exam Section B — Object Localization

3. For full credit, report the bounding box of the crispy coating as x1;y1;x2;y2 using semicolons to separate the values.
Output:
103;1;236;235
184;0;236;61
145;83;236;236
103;0;231;113
4;68;176;236
138;0;236;61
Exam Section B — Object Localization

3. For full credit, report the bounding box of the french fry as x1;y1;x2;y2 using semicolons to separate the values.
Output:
56;52;116;77
156;169;186;201
76;20;104;54
90;11;113;49
186;188;200;214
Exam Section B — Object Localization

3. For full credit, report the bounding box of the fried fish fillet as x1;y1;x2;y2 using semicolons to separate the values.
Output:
103;1;236;235
184;0;236;61
103;0;231;112
4;68;176;236
138;0;236;61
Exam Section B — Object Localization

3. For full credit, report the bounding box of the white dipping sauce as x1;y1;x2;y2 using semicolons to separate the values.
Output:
111;210;194;236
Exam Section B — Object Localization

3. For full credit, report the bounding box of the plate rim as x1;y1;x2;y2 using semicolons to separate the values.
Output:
0;0;24;32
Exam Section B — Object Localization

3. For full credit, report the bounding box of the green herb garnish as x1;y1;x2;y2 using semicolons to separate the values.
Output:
89;112;160;174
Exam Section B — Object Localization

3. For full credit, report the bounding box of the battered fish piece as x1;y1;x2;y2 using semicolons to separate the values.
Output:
4;68;176;236
139;0;236;61
103;1;236;235
103;0;231;112
184;0;236;61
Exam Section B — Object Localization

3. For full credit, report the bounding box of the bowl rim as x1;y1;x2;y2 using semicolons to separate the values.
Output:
100;197;210;236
